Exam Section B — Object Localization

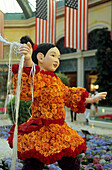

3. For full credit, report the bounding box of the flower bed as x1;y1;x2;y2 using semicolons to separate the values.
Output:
98;114;112;120
0;126;112;170
90;116;112;123
0;126;11;139
79;132;112;170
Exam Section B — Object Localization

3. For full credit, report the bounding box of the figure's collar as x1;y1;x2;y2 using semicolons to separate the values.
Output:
12;64;57;77
40;69;57;78
12;64;40;75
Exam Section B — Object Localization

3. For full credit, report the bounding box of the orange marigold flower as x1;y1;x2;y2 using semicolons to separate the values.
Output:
11;65;88;158
64;135;71;142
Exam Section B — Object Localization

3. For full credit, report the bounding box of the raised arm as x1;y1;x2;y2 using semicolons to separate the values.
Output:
19;42;33;67
85;92;107;103
63;85;89;113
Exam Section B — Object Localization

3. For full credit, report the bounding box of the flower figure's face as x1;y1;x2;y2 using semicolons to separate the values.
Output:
41;47;60;72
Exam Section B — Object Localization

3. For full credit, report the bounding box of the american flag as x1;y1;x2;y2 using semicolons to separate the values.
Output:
65;0;88;50
35;0;57;44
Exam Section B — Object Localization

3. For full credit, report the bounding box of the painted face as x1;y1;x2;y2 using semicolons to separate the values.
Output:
42;47;60;72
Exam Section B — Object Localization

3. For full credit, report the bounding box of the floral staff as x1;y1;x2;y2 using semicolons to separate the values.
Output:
8;36;107;170
0;35;25;170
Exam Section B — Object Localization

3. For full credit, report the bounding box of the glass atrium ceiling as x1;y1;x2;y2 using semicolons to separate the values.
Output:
0;0;36;13
0;0;64;14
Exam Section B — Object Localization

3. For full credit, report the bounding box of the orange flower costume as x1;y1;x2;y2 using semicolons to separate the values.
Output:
8;64;88;165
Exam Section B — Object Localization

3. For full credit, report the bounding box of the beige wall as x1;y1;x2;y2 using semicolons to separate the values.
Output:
4;18;35;42
89;1;111;32
56;16;64;42
4;18;35;60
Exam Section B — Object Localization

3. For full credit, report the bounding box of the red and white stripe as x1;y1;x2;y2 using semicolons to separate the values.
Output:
35;0;56;44
65;0;88;50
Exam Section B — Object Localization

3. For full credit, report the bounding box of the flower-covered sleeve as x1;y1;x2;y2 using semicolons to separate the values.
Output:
63;85;89;113
12;64;40;102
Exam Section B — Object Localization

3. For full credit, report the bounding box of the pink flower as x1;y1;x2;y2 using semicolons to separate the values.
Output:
94;164;103;170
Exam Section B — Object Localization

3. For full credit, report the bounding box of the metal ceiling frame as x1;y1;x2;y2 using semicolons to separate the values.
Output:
16;0;33;19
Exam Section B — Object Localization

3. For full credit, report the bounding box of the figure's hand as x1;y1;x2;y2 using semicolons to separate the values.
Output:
18;42;33;67
85;92;107;104
92;92;107;103
18;42;33;60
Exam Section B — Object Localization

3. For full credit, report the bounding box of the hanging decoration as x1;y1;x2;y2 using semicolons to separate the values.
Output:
0;35;25;170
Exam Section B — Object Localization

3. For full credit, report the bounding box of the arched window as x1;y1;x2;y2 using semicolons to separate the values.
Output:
56;37;76;54
57;29;104;53
88;29;100;50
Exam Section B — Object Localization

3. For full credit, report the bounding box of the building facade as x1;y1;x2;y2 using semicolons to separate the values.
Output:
0;0;111;97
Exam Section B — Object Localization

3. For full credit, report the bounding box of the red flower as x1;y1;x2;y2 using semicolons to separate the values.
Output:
44;157;50;165
32;43;38;51
0;107;6;112
55;154;61;161
40;70;57;78
23;67;31;75
81;91;89;101
17;141;87;165
77;100;85;113
12;64;40;76
49;154;57;163
66;148;73;157
12;64;19;74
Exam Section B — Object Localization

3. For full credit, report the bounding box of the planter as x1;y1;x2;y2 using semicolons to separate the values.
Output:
89;119;112;129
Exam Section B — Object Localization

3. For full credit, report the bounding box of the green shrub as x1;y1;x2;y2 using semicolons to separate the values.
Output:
56;72;69;85
94;28;112;106
0;160;9;170
7;96;32;125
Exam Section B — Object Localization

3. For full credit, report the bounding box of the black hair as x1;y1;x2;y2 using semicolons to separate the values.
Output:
32;43;56;64
20;35;34;47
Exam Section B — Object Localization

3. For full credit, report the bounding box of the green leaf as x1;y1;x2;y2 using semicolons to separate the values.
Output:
7;97;32;125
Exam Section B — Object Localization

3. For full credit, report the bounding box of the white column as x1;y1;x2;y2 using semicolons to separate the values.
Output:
77;50;84;87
